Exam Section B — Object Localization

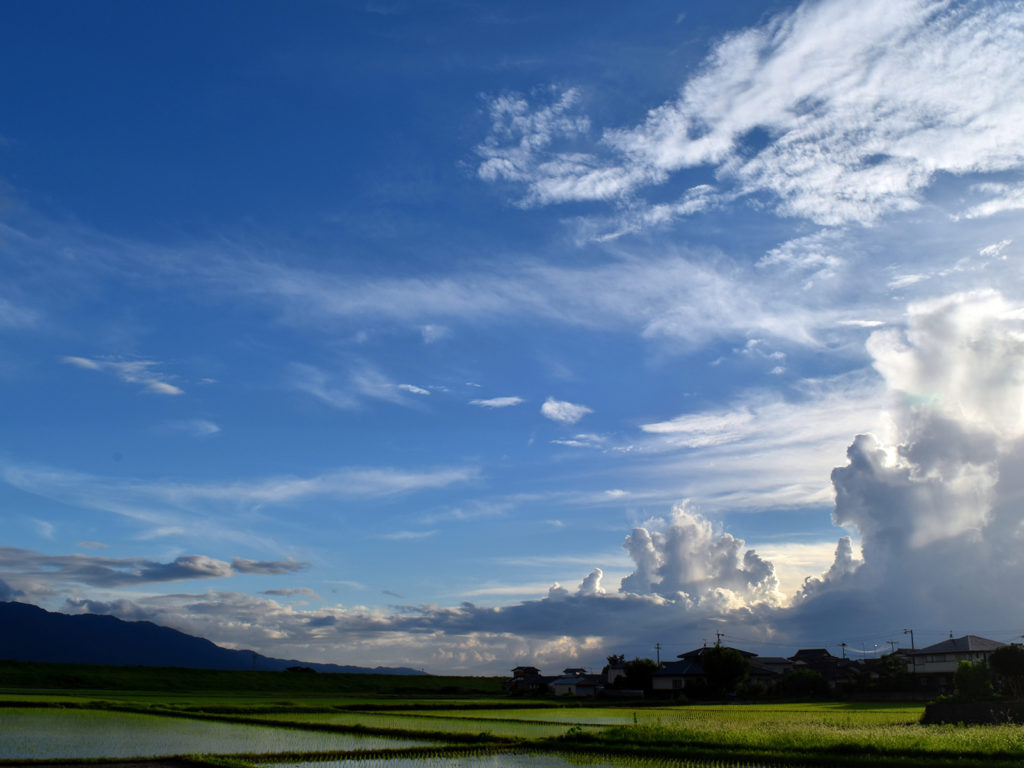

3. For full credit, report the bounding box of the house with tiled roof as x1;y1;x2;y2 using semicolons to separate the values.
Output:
903;635;1007;694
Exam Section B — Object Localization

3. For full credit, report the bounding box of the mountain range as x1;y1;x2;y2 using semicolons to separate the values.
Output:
0;601;424;674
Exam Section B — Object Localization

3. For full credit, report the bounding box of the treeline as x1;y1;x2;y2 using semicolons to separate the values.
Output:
0;659;504;696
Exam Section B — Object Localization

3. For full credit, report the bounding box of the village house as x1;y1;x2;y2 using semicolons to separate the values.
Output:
507;632;1015;698
901;635;1007;694
549;668;604;696
652;645;759;694
505;665;548;694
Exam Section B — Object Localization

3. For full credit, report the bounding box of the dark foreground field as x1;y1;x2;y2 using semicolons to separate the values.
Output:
3;661;1024;768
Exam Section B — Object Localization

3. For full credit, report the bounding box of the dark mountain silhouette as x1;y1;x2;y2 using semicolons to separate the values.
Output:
0;601;424;675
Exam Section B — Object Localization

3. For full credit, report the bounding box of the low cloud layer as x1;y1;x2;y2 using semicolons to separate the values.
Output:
0;548;305;590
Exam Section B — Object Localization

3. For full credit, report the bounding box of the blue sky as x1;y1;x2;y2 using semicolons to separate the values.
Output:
3;0;1024;673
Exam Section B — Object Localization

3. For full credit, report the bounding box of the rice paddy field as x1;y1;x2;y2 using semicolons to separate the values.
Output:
3;682;1024;768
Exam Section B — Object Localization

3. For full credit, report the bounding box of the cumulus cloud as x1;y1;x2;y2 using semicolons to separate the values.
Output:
577;568;605;596
619;504;783;608
470;396;524;408
62;356;184;395
541;397;592;424
787;289;1024;635
477;0;1024;227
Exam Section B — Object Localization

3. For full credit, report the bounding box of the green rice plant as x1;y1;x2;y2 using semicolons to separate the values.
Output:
235;710;607;739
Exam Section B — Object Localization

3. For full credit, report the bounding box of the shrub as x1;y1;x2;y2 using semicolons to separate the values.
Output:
953;660;994;702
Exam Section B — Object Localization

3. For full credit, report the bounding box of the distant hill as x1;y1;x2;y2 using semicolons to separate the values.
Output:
0;601;425;675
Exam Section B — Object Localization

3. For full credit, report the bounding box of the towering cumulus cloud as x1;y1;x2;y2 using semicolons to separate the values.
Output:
795;291;1024;632
620;504;783;610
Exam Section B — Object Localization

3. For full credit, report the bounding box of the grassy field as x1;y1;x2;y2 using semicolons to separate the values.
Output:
3;663;1024;767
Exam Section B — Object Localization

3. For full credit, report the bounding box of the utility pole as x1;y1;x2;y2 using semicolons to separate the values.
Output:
887;640;896;654
904;629;917;680
715;631;724;647
655;643;661;666
840;642;847;659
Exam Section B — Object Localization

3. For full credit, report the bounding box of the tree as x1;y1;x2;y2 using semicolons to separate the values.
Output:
606;654;625;666
775;667;829;698
701;646;750;698
615;657;659;692
953;660;994;702
871;653;913;692
989;645;1024;698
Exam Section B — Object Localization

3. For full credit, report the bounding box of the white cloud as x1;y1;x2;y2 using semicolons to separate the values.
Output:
461;582;559;598
398;383;430;395
551;433;606;448
420;324;450;343
868;290;1024;440
163;419;221;437
541;397;592;424
624;372;889;512
469;396;524;408
476;87;593;202
2;461;478;546
786;290;1024;636
290;362;422;410
0;297;39;328
978;240;1011;260
957;183;1024;220
62;356;184;395
577;568;605;597
619;503;783;607
477;0;1024;227
642;408;756;443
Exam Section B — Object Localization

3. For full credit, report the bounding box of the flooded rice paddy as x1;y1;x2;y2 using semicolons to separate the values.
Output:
0;708;431;760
